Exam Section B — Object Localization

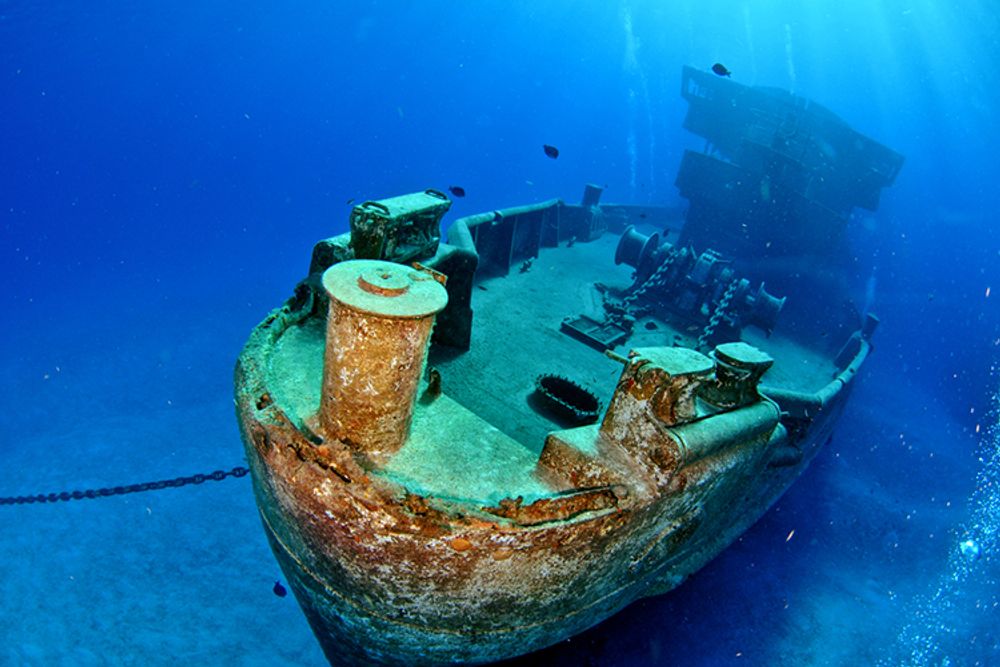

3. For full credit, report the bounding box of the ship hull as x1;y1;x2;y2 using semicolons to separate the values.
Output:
235;299;868;665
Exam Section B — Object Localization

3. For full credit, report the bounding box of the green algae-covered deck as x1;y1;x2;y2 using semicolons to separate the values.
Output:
264;230;838;507
265;318;551;505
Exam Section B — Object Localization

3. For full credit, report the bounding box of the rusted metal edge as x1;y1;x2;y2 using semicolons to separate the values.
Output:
259;506;667;638
482;486;623;526
237;297;638;531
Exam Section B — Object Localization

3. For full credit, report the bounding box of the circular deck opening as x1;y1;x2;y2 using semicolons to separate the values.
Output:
533;374;601;425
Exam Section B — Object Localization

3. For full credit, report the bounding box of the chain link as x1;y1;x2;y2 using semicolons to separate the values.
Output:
624;248;680;308
697;279;740;350
611;250;741;352
610;248;681;327
0;466;250;507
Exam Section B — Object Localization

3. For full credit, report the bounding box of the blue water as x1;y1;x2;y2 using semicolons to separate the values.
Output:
1;2;998;665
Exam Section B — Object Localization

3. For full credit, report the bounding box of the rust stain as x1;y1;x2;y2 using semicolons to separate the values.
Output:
235;274;807;666
449;537;473;552
483;488;620;526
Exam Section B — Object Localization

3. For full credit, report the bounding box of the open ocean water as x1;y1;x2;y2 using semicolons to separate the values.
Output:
1;2;998;665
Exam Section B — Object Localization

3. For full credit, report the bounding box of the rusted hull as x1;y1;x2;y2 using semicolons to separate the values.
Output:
235;306;864;665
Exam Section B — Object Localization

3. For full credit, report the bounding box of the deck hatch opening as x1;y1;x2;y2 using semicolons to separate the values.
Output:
533;374;601;425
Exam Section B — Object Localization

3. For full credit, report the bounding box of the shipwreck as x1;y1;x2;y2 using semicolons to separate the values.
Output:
234;66;903;665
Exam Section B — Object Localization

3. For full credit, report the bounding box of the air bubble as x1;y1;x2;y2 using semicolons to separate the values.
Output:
883;385;1000;665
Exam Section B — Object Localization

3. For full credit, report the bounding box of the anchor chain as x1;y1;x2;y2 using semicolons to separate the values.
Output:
0;466;249;507
697;279;740;350
623;248;680;309
611;248;681;326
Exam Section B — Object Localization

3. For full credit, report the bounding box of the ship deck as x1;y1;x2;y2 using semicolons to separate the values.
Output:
264;231;839;505
429;231;839;447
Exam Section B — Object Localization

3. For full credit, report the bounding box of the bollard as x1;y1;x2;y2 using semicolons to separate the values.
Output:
700;342;774;409
320;260;448;466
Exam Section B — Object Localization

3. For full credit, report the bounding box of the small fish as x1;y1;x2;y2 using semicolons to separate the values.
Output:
542;144;559;159
273;580;288;598
346;198;355;206
448;186;466;198
711;63;732;77
638;212;647;219
520;258;533;273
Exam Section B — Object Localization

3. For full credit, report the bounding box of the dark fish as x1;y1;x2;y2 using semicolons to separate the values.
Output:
711;63;732;77
543;144;559;159
346;198;355;205
448;186;466;198
273;580;288;598
638;212;647;219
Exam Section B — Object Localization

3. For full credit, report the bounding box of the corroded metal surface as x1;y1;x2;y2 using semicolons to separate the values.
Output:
601;347;714;432
320;260;447;467
349;190;450;263
235;294;865;664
